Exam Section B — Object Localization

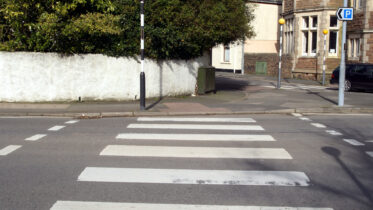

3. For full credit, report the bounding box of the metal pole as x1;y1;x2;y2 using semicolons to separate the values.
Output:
241;37;245;75
338;0;348;107
277;21;284;89
140;0;146;110
322;33;327;86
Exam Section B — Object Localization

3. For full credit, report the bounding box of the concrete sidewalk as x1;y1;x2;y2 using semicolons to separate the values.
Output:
1;72;372;118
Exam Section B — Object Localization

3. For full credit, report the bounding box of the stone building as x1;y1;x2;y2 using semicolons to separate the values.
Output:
281;0;344;80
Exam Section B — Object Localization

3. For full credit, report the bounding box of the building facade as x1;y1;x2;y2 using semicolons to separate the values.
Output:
211;0;282;74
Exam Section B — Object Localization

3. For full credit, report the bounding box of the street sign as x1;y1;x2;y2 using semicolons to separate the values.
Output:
337;8;354;21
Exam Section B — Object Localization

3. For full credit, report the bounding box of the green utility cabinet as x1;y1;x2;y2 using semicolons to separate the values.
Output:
255;61;267;75
197;67;216;95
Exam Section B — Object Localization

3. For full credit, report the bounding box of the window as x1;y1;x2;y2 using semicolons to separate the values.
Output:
349;38;361;58
329;16;339;55
223;45;230;62
352;0;363;9
301;16;318;56
285;18;294;54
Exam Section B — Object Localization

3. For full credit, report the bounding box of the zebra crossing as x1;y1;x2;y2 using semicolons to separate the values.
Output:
50;116;332;210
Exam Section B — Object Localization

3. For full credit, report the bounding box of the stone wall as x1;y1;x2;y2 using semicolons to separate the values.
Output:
244;53;292;78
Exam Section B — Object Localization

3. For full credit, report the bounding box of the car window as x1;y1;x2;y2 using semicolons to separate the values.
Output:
355;65;368;74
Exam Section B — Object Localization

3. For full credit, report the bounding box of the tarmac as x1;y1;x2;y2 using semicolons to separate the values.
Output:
1;71;372;118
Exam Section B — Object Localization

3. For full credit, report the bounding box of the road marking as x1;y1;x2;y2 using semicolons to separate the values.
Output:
50;201;334;210
326;130;343;136
299;117;311;121
137;117;256;123
343;139;365;146
311;123;326;128
127;124;264;131
366;140;373;143
116;133;275;142
48;125;65;131
25;134;47;141
0;145;22;156
78;167;310;186
65;120;79;124
100;145;292;159
292;113;303;117
366;151;373;158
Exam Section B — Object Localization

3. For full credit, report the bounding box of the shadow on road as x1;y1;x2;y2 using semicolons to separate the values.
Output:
322;146;373;206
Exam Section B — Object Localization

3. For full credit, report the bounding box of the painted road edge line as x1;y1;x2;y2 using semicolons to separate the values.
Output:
0;145;22;156
65;120;79;124
292;113;303;117
100;145;293;159
326;130;343;136
137;117;256;123
311;123;326;128
78;167;310;186
366;151;373;158
48;125;66;131
343;139;365;146
127;124;264;131
25;134;47;141
116;133;275;141
299;117;311;121
50;201;334;210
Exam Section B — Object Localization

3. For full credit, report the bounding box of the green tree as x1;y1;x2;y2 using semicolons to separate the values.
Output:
0;0;255;59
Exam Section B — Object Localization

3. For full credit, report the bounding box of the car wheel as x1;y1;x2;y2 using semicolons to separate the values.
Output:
344;80;352;92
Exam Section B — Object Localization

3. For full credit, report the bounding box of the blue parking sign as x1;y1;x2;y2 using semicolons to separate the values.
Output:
337;8;354;21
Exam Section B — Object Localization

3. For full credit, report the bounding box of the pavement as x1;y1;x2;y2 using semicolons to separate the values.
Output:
1;71;373;118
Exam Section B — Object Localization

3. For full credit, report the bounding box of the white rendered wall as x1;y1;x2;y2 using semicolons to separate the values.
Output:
0;52;208;102
212;42;243;71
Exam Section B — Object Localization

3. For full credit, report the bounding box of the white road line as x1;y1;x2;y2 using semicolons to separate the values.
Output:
116;133;275;142
25;134;47;141
65;120;79;124
292;113;303;117
48;125;65;131
343;139;365;146
0;145;22;156
326;130;343;136
127;124;264;131
311;123;326;128
299;117;311;121
100;145;292;159
78;167;310;186
366;151;373;158
50;201;334;210
366;140;373;143
138;117;256;123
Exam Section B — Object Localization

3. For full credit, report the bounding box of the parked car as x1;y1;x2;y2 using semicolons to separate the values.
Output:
330;63;373;91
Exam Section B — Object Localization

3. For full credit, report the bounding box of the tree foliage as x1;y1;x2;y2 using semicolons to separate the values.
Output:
0;0;255;59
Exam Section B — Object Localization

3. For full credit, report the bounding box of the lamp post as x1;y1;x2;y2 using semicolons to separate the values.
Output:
277;18;285;89
322;29;328;86
140;0;146;110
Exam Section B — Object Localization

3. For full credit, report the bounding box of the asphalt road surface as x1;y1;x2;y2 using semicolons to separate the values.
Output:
0;114;372;210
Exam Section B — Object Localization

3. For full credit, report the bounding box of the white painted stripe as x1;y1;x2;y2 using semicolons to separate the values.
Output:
299;117;311;121
311;123;326;128
116;133;275;142
78;167;310;186
48;125;65;131
25;134;47;141
65;120;79;124
326;130;343;136
292;113;303;117
127;124;264;131
343;139;365;146
50;201;334;210
100;145;292;159
366;151;373;158
0;145;22;156
137;117;256;123
365;140;373;143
